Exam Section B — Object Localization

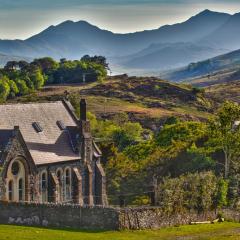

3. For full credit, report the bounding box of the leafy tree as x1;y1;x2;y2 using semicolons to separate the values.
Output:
30;69;45;89
112;122;143;150
31;57;58;75
16;79;29;95
208;101;240;178
157;172;219;214
156;121;206;148
8;80;19;97
215;178;228;208
0;77;10;101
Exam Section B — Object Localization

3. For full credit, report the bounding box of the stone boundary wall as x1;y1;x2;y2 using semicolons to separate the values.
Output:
1;202;238;230
118;207;218;230
222;209;240;223
0;202;119;230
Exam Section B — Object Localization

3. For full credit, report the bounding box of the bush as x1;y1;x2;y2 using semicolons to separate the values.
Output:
156;171;226;214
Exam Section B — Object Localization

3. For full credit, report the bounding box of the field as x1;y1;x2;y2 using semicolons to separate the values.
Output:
0;222;240;240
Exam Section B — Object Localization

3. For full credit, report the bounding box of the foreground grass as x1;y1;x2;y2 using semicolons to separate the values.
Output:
0;222;239;240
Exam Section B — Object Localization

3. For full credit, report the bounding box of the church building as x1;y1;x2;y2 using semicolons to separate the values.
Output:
0;99;108;206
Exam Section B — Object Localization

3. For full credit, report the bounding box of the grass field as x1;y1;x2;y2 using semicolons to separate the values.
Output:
0;222;239;240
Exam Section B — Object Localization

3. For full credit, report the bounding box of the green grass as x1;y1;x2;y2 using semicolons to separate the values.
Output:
0;222;239;240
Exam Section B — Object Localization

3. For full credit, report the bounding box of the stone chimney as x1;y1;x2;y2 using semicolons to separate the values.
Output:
79;99;94;206
80;99;87;121
79;99;92;164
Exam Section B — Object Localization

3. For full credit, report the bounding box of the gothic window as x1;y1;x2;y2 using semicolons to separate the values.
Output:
18;178;23;201
57;169;63;201
65;168;71;201
7;159;26;202
41;172;48;203
8;180;13;201
11;162;20;175
57;170;62;184
41;172;47;190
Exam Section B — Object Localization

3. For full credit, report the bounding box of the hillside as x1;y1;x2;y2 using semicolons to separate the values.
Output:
162;48;240;84
11;76;215;129
0;53;31;67
206;79;240;104
0;10;234;72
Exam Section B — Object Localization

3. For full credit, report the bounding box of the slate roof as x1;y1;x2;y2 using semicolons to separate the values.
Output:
0;130;13;150
0;101;80;165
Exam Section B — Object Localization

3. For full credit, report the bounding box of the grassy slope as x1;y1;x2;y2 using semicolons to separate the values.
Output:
188;68;240;87
11;76;214;129
0;222;239;240
206;79;240;104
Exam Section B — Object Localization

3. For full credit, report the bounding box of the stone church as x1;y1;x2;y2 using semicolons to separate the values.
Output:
0;99;108;206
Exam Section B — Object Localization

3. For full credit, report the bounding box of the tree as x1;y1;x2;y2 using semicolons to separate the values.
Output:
208;101;240;178
112;122;143;150
30;69;45;89
4;61;18;71
0;77;10;101
8;80;19;98
16;79;29;95
31;57;58;75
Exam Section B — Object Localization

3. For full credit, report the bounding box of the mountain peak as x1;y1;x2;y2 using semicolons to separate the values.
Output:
200;9;213;14
192;9;230;18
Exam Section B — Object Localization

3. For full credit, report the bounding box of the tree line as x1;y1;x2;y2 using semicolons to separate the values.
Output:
0;55;108;102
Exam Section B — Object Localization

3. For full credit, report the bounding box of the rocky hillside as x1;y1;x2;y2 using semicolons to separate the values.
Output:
13;76;215;129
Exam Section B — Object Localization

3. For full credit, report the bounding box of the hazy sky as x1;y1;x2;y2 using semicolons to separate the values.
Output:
1;0;240;40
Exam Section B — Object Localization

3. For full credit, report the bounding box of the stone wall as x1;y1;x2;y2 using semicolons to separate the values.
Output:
0;202;119;230
1;202;235;230
222;208;240;223
118;207;218;230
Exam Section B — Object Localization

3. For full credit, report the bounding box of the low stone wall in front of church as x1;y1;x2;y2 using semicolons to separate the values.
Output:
0;202;119;230
0;202;238;230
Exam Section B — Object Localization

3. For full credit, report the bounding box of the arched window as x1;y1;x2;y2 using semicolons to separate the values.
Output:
41;172;47;190
41;172;48;203
65;168;71;201
18;178;23;201
65;169;70;185
56;169;63;202
8;180;13;201
57;170;62;184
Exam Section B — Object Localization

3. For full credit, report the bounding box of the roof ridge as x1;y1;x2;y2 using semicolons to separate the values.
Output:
0;101;63;106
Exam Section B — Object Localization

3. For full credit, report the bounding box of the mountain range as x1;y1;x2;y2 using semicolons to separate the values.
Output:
1;9;240;74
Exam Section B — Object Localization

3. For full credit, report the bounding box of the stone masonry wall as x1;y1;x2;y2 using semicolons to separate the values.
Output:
0;202;119;230
222;208;240;223
1;203;237;230
118;207;218;230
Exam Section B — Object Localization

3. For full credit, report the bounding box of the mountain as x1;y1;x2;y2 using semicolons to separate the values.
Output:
201;12;240;50
161;48;240;84
118;42;227;71
0;52;32;67
0;10;237;72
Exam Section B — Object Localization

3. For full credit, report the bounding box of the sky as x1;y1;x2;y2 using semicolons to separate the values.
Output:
0;0;240;40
